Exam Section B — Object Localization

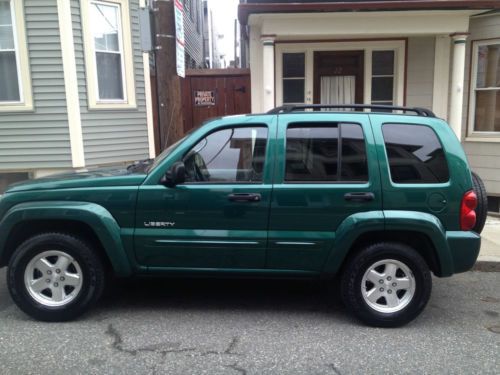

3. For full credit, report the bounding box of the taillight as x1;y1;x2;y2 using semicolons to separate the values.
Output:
460;190;477;231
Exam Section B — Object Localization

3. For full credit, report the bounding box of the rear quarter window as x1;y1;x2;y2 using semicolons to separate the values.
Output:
382;123;449;184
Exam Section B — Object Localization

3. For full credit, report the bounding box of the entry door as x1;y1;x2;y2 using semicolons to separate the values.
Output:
267;113;381;272
313;51;364;105
134;122;274;270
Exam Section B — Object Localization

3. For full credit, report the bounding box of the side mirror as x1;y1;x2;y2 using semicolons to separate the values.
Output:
161;161;186;187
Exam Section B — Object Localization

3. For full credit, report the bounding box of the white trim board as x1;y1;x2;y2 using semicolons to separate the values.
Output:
467;38;500;139
57;0;85;168
274;40;406;107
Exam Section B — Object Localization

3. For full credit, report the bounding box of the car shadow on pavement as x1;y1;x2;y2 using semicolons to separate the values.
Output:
93;277;353;321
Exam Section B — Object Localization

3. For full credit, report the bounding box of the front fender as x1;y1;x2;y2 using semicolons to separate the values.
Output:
0;201;133;277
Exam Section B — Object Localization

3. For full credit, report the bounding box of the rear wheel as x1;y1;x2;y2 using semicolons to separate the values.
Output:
341;242;432;327
7;233;105;321
471;171;487;234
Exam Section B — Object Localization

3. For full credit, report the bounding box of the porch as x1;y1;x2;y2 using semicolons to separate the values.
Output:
245;10;478;139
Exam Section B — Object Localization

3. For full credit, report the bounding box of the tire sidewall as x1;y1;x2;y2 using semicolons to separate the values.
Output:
342;243;432;327
8;234;102;321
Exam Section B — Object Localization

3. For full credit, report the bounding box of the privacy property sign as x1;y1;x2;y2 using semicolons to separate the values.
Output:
194;91;216;106
174;0;185;78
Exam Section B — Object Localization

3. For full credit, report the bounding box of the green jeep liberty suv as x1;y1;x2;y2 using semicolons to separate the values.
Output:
0;105;486;327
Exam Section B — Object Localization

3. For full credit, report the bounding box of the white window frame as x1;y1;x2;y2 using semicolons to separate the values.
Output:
468;38;500;138
275;40;406;108
0;0;32;112
81;0;136;109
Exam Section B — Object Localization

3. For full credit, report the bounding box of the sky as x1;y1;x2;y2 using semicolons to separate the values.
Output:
207;0;240;66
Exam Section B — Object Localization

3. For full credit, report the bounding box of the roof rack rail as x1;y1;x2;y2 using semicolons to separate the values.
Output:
266;104;436;117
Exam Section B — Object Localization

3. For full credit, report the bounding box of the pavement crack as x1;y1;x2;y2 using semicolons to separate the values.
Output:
226;362;247;375
329;363;342;375
105;324;195;357
224;336;240;355
201;336;242;357
106;324;137;355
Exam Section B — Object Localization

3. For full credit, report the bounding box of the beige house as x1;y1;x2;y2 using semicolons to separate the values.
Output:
238;0;500;214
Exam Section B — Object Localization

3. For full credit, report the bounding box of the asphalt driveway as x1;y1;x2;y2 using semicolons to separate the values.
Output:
0;268;499;374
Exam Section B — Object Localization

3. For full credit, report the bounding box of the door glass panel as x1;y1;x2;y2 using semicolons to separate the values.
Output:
341;124;368;182
285;125;339;181
382;124;449;183
183;126;268;183
285;123;368;183
320;76;355;105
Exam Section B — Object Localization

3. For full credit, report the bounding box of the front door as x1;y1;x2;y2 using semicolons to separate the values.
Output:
134;120;275;270
313;51;364;105
267;112;381;271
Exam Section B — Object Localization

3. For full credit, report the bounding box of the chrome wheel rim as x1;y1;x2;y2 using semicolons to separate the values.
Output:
24;250;83;307
361;259;416;314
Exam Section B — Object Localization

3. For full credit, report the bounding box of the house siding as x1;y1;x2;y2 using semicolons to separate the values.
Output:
184;0;204;67
406;37;435;109
71;0;149;166
462;13;500;196
0;0;72;171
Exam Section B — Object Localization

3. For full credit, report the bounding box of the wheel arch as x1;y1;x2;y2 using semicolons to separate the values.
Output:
322;210;453;277
0;202;133;277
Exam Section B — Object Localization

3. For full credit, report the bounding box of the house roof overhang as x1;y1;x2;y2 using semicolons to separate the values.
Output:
238;1;500;25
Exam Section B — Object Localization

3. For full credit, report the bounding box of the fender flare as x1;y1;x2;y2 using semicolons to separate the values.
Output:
0;201;133;277
322;210;452;277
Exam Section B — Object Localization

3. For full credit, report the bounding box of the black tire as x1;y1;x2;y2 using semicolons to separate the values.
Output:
341;242;432;327
471;171;487;234
7;233;105;322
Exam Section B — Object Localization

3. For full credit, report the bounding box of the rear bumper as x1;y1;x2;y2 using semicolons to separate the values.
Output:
445;231;481;275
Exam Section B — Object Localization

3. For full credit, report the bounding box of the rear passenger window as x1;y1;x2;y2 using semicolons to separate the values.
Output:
285;123;368;182
382;124;449;184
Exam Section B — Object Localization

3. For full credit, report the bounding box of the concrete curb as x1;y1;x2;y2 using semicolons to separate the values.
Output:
473;259;500;272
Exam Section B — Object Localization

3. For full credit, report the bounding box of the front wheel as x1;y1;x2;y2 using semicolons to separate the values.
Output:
341;242;432;327
7;233;105;321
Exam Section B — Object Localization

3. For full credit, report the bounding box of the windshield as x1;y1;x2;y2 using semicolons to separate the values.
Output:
146;134;189;173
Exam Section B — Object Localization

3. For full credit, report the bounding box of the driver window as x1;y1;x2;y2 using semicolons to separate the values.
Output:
183;126;268;183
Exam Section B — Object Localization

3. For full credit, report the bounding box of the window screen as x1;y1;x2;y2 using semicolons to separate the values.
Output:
183;126;268;183
285;123;368;182
382;124;449;183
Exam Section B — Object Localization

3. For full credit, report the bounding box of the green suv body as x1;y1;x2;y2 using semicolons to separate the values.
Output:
0;107;482;326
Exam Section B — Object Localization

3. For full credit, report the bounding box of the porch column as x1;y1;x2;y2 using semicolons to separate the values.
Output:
261;35;276;112
448;33;468;140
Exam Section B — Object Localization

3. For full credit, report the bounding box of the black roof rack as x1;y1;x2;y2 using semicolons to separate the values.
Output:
266;104;436;117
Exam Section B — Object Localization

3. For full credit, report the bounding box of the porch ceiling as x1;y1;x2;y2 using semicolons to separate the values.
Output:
250;10;479;38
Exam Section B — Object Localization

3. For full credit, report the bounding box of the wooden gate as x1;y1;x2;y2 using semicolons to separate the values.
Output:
182;69;251;133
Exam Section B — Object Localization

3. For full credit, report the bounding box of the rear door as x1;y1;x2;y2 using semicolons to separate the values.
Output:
267;113;382;271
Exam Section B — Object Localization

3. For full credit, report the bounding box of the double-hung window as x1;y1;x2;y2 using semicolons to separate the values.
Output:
469;39;500;134
0;0;32;111
371;50;395;108
82;0;136;108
